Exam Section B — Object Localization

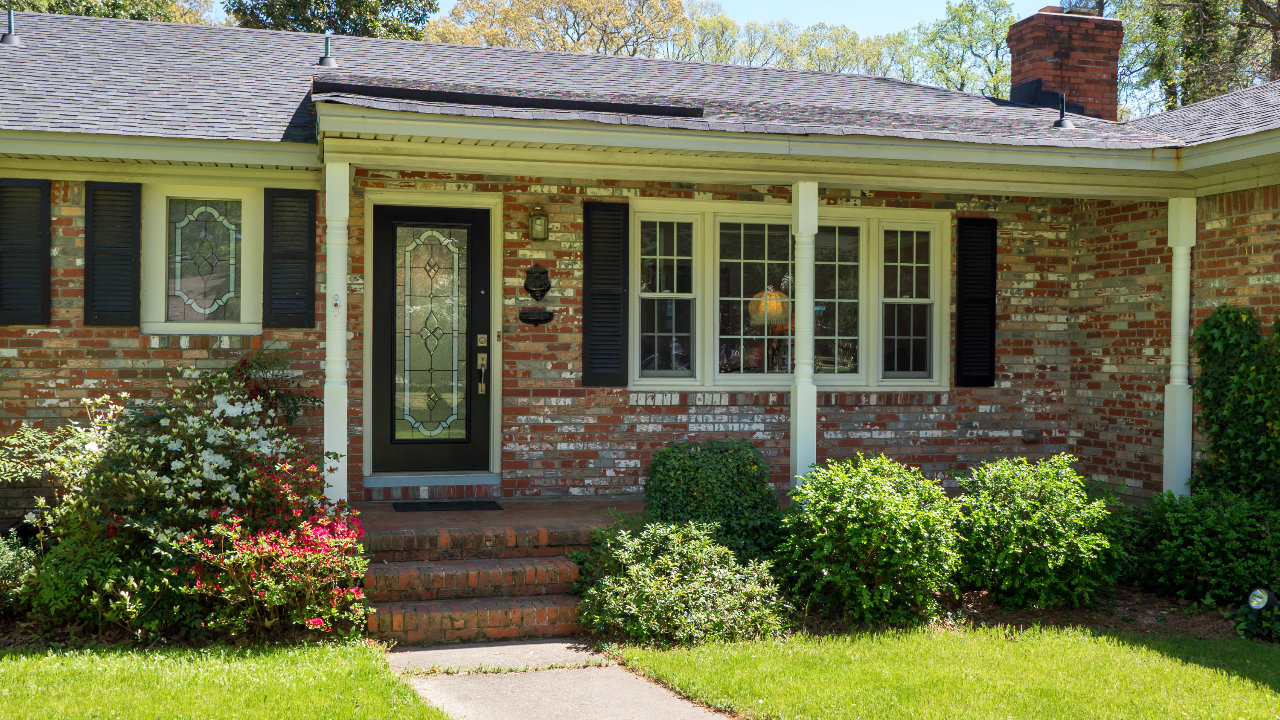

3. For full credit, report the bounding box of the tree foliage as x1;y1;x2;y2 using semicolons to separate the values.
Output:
915;0;1015;98
10;0;212;23
426;0;683;56
226;0;438;39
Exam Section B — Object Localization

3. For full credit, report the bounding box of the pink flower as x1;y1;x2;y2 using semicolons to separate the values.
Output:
305;618;326;629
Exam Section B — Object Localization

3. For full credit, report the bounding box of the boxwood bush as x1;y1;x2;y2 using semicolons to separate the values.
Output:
643;440;781;561
1126;491;1279;608
954;454;1120;609
576;521;789;645
779;454;959;625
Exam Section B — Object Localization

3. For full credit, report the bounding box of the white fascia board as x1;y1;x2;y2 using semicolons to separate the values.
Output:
1176;127;1280;173
314;103;1182;174
0;129;321;168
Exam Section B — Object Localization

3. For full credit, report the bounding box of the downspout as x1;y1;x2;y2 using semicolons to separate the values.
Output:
790;181;819;482
1162;197;1195;495
323;161;351;501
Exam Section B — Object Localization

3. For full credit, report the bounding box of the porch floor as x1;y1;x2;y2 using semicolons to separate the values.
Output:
354;496;646;535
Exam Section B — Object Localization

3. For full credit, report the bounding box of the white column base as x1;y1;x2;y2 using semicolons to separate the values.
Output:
1162;383;1193;495
790;380;817;483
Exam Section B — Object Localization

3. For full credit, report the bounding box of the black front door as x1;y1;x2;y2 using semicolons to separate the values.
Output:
372;206;491;473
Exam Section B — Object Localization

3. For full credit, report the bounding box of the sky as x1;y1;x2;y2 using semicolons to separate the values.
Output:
433;0;1057;36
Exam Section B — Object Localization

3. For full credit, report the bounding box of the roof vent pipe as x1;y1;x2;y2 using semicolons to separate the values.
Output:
317;36;336;67
1052;93;1075;129
1;10;20;46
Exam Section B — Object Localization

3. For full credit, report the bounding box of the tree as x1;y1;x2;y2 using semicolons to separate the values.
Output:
1115;0;1267;111
426;0;684;56
11;0;212;23
914;0;1015;97
225;0;438;39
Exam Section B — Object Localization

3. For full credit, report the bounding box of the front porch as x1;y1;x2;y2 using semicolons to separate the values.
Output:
359;496;644;644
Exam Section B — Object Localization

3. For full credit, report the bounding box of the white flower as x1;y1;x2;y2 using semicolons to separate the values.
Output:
159;418;170;427
23;512;37;525
171;459;186;471
85;441;100;453
167;439;183;452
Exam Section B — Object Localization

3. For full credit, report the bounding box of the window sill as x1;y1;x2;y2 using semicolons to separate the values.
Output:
627;376;952;394
141;322;262;336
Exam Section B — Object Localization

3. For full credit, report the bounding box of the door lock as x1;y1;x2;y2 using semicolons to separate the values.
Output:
476;352;488;396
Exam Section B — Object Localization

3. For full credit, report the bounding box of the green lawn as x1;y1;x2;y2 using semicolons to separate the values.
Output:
0;640;450;720
622;626;1280;720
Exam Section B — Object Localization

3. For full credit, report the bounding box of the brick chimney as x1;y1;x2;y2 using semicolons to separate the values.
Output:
1006;5;1124;121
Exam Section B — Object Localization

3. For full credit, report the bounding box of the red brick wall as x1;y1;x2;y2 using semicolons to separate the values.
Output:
0;180;326;520
1007;10;1124;121
1070;199;1170;498
350;172;1077;497
24;171;1270;512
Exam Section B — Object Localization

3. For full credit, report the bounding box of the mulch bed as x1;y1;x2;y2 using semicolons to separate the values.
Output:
952;584;1238;640
797;584;1239;640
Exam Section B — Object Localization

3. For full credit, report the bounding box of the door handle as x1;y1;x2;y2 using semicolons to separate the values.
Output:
476;352;488;396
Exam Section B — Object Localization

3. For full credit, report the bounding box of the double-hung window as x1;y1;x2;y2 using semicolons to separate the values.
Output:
637;217;696;378
630;204;949;389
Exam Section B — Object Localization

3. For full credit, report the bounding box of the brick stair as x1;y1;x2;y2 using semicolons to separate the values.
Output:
363;521;599;644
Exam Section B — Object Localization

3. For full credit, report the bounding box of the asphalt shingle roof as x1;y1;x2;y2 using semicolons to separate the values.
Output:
1129;80;1280;144
0;12;1271;151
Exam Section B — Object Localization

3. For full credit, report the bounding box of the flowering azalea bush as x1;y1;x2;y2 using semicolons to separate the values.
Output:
21;358;366;642
184;510;366;637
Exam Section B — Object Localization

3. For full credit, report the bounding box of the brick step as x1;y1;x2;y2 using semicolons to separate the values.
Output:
365;556;579;603
363;523;596;563
370;594;581;645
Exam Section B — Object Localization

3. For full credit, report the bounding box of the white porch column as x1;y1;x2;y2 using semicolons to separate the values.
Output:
790;181;819;482
323;162;351;502
1162;196;1196;496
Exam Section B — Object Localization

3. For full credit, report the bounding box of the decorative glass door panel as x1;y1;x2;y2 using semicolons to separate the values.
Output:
395;226;468;441
373;206;491;473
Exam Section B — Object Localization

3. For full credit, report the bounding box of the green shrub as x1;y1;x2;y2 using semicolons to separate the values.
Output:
1127;491;1279;607
576;522;789;645
1191;305;1280;500
1233;603;1280;642
0;531;36;617
643;440;781;561
954;454;1120;609
779;454;959;625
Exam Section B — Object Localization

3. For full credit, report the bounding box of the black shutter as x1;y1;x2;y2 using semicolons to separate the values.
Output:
0;179;51;326
581;201;629;386
84;182;141;326
955;217;998;387
263;188;317;328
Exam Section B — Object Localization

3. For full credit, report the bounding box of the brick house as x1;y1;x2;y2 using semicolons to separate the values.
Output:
2;6;1278;521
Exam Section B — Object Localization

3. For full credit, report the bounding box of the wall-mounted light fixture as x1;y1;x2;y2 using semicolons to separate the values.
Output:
529;204;548;241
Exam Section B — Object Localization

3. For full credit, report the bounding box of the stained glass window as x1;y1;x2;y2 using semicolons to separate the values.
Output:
394;226;469;440
166;198;242;322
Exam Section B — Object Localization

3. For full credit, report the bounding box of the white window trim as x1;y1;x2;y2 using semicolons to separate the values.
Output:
627;198;951;393
140;183;264;335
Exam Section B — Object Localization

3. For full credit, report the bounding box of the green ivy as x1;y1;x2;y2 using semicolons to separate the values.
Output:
643;440;782;561
1191;305;1280;499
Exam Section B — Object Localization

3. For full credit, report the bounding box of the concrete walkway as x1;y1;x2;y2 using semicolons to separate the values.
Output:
390;640;729;720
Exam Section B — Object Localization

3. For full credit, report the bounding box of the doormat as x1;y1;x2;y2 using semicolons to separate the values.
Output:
391;500;503;512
